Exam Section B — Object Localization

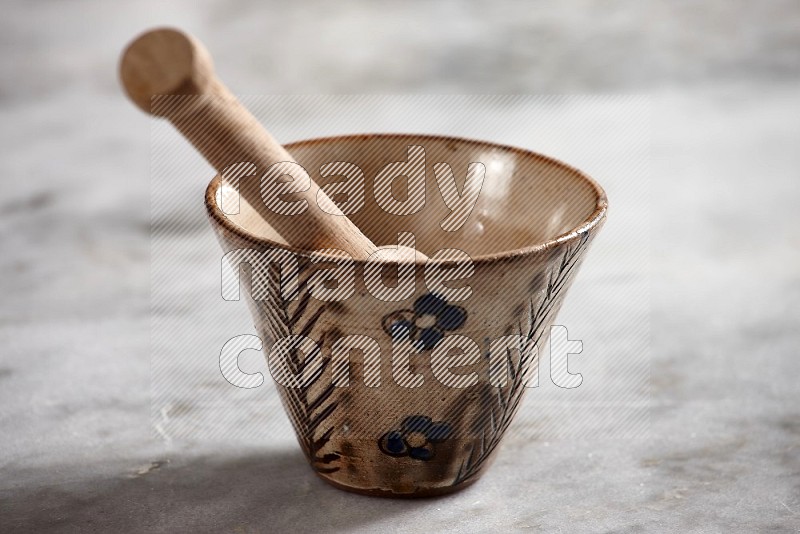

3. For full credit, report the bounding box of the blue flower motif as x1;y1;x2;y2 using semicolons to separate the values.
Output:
381;293;467;351
378;415;453;461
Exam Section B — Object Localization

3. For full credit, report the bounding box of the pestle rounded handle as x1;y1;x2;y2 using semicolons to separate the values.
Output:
120;28;420;261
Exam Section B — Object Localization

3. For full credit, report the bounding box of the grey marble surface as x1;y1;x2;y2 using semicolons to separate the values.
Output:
1;1;799;532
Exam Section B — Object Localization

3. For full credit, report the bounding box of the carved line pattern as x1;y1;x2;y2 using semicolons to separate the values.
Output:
453;232;591;485
258;260;341;474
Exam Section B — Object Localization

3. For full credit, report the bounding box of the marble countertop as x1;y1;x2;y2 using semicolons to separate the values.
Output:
1;1;798;532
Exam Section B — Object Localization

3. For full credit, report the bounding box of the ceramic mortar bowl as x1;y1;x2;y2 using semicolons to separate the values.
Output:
205;134;607;497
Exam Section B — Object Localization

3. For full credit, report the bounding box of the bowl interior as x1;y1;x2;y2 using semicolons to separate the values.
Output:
216;134;604;258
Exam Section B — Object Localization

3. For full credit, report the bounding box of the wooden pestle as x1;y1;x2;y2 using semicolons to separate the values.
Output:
120;27;424;262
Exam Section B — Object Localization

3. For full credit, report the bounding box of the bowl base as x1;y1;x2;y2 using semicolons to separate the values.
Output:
314;471;481;499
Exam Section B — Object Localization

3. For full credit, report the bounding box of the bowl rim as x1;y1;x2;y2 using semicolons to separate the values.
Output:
204;133;608;265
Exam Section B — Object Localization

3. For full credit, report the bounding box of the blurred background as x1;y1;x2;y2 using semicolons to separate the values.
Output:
1;0;798;532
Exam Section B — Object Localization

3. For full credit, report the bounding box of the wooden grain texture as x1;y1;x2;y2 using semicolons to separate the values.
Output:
119;27;381;260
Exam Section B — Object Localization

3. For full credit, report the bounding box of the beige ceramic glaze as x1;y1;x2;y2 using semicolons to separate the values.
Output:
205;133;607;497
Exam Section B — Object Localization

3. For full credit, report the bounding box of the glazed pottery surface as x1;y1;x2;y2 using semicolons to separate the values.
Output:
205;134;607;496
